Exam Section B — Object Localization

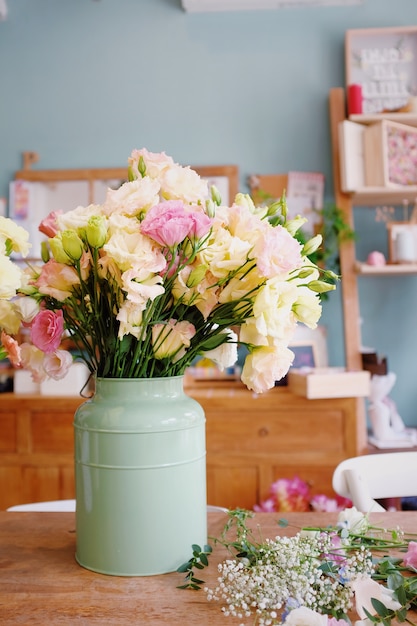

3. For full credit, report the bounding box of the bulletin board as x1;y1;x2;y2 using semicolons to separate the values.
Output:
10;153;239;259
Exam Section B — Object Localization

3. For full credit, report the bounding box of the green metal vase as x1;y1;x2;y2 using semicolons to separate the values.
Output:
74;376;207;576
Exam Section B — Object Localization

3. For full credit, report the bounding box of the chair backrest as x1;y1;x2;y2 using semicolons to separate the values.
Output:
332;451;417;513
7;499;76;512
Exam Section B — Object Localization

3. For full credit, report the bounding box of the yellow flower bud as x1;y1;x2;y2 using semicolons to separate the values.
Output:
61;230;84;261
234;193;256;212
86;216;107;249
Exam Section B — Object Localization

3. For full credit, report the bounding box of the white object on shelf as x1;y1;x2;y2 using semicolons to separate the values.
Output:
39;362;90;396
14;369;40;394
338;120;365;191
287;367;370;399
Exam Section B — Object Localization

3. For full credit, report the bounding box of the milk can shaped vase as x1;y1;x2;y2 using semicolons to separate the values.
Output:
74;376;207;576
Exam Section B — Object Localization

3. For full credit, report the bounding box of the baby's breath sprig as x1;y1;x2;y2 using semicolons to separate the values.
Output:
178;507;417;626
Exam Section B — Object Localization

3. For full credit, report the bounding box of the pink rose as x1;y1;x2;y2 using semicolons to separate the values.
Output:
254;225;303;278
253;498;276;512
35;259;80;301
403;541;417;568
39;210;63;237
31;309;64;354
188;211;212;239
140;201;195;247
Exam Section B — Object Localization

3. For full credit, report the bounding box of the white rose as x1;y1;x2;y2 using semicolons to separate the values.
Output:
292;291;322;329
159;163;208;204
284;606;328;625
337;507;369;534
0;216;31;257
57;203;102;231
241;345;294;393
103;178;160;217
202;329;238;370
351;576;402;620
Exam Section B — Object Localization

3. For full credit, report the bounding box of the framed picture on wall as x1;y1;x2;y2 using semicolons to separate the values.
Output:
345;26;417;117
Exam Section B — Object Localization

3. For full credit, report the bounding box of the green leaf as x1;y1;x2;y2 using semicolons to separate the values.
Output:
277;518;288;528
176;562;192;573
371;597;393;617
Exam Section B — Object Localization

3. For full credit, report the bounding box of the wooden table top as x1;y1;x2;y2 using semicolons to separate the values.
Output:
1;510;417;625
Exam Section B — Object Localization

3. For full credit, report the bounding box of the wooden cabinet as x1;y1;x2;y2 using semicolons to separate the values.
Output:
0;384;366;510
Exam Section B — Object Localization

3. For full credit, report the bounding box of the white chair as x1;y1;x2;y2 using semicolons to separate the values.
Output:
332;451;417;513
7;499;76;512
7;499;228;513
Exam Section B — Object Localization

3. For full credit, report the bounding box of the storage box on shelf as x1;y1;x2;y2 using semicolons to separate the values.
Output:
363;119;417;187
0;383;367;511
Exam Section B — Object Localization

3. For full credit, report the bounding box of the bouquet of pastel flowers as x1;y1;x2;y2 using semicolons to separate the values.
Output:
0;149;335;392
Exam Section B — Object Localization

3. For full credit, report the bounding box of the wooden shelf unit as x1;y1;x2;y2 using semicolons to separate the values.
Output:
329;87;417;367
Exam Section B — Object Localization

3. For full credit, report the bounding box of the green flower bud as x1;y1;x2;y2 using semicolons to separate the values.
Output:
302;234;323;257
206;198;216;218
297;267;317;279
48;235;71;264
210;185;222;206
86;215;107;249
40;241;50;263
187;264;207;288
308;280;336;294
285;216;308;236
61;230;84;261
138;156;147;178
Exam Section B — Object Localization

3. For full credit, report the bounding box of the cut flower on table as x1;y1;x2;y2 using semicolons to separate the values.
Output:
0;148;337;392
178;507;417;626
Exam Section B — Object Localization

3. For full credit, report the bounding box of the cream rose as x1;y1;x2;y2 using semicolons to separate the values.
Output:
0;254;22;299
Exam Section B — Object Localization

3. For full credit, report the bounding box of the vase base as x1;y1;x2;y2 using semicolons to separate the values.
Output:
75;553;178;577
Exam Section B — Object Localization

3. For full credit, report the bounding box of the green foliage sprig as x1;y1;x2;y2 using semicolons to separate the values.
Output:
176;543;213;590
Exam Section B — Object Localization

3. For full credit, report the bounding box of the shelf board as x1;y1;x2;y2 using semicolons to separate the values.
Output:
349;186;417;205
349;113;417;128
356;261;417;275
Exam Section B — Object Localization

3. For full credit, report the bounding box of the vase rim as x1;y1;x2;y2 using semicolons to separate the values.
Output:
95;375;184;382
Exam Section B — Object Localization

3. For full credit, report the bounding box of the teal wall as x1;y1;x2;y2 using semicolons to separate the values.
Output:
1;0;417;424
